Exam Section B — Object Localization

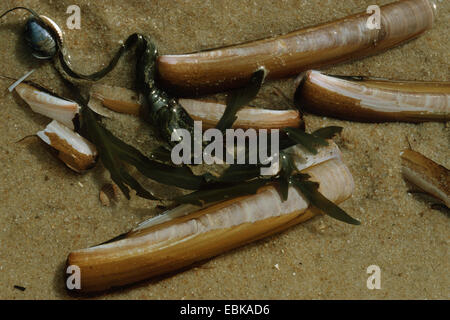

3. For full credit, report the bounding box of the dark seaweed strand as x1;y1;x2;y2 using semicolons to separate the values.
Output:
291;174;360;225
216;67;266;132
13;285;26;291
57;33;139;81
52;31;358;224
0;7;136;80
59;78;204;199
132;34;195;145
58;33;195;145
0;7;40;20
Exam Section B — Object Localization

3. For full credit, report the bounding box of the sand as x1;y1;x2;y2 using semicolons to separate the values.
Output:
0;0;448;299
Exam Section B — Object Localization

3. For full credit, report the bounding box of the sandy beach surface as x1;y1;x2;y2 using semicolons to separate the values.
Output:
0;0;448;299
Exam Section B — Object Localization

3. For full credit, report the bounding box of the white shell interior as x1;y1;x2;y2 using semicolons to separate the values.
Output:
37;120;97;157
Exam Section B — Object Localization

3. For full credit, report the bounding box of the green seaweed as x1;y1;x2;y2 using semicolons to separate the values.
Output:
290;174;360;225
80;106;204;200
283;127;328;155
216;68;267;131
50;30;357;225
175;178;273;206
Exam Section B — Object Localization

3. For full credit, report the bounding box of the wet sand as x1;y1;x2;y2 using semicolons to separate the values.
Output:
0;0;448;299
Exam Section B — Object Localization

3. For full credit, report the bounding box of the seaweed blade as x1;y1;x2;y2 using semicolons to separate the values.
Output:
291;174;360;225
80;107;204;199
283;127;329;154
312;126;343;140
80;106;155;199
216;68;267;131
175;179;272;206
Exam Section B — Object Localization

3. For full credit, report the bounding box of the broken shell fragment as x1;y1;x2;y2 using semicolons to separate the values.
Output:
67;145;354;292
99;183;121;207
14;82;80;129
90;84;141;116
39;15;64;46
37;120;98;172
295;71;450;122
401;149;449;207
99;189;110;207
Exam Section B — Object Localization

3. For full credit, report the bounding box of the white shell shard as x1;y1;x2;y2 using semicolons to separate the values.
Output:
37;120;97;172
8;70;35;92
14;83;80;129
37;120;96;156
291;140;343;172
131;204;205;233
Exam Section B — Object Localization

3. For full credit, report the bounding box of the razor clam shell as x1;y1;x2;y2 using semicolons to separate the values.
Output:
296;70;450;122
90;84;302;129
179;99;302;129
15;83;80;129
37;120;97;172
131;141;343;233
157;0;436;95
68;157;354;292
401;149;450;207
90;84;142;116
